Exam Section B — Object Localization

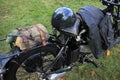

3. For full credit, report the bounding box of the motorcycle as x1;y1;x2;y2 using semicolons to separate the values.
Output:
0;0;120;80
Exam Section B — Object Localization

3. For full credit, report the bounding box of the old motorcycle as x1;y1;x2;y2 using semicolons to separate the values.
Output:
0;0;120;80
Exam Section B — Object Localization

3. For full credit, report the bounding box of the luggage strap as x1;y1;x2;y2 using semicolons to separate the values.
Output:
35;26;47;46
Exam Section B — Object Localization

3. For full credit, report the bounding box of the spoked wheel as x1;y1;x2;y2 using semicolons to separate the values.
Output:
15;53;56;80
3;44;60;80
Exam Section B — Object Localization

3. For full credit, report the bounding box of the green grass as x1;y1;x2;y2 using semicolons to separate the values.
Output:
0;0;120;80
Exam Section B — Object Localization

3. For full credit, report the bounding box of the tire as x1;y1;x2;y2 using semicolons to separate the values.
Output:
3;43;60;80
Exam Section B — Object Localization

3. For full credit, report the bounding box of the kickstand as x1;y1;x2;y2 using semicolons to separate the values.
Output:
85;58;100;68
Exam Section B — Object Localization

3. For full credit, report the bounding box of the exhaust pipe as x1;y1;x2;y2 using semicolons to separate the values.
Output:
47;66;72;80
48;72;66;80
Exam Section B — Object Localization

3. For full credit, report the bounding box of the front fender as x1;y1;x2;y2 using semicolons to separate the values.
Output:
4;42;59;68
0;54;12;79
1;42;60;80
0;54;11;69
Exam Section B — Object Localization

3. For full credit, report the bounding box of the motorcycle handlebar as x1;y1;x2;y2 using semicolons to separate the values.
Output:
101;0;120;6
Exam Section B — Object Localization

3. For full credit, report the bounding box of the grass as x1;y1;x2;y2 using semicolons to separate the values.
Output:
0;0;120;80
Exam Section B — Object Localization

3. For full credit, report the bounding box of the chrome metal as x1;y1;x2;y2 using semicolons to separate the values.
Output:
48;72;66;80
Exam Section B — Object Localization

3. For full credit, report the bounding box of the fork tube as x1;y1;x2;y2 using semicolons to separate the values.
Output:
44;37;70;72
